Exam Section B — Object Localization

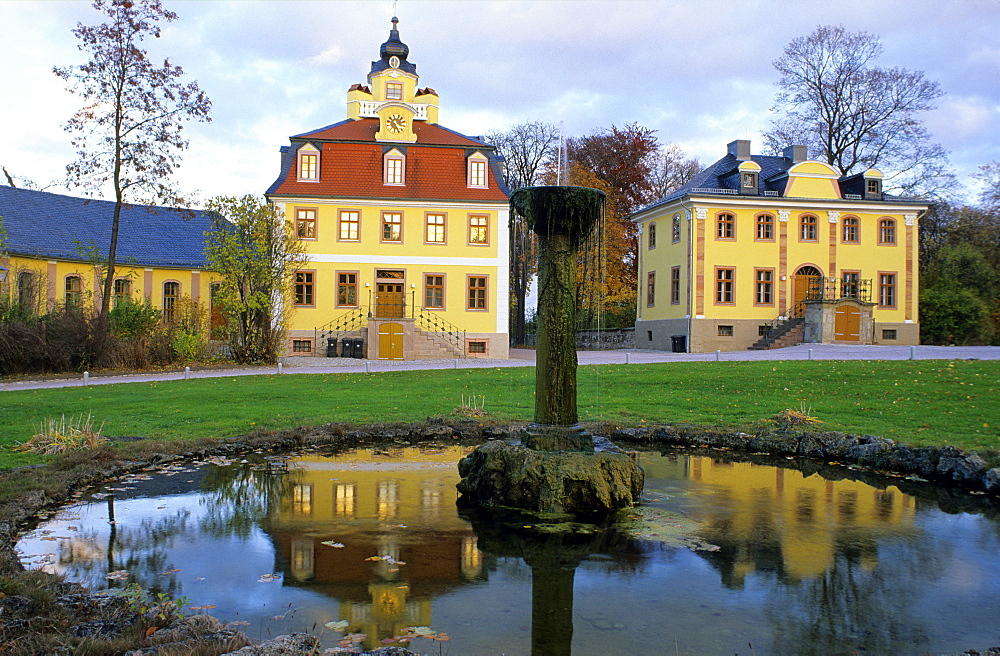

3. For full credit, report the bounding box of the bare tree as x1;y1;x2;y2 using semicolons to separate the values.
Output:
54;0;211;328
975;161;1000;212
484;122;559;345
763;25;954;198
647;144;701;200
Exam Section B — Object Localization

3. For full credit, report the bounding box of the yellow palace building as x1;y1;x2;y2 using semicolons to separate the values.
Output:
630;140;928;353
266;18;510;361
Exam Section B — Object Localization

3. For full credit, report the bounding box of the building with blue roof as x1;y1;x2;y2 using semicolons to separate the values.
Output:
0;184;220;321
630;140;928;352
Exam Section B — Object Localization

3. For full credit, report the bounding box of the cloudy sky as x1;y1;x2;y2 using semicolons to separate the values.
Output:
1;0;998;206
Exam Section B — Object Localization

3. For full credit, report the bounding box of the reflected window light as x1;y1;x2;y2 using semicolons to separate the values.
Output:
377;480;399;520
290;539;315;580
421;483;441;516
335;483;356;517
292;484;313;515
461;536;482;578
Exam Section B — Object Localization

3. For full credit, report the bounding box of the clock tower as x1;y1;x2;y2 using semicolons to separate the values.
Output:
344;16;440;143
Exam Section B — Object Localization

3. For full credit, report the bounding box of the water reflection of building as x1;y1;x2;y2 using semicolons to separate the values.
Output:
643;453;918;586
267;446;487;650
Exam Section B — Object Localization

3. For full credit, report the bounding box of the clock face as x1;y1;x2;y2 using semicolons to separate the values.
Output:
387;114;406;133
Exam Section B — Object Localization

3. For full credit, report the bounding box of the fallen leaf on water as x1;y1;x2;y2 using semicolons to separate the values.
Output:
189;605;217;610
320;541;345;548
106;570;129;580
324;620;349;631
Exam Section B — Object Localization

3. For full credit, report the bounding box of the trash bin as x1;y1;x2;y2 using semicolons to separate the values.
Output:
352;338;365;359
339;338;352;357
326;337;337;358
670;335;687;353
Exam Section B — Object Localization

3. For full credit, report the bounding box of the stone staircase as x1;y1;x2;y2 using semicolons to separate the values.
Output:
748;317;805;350
412;328;464;359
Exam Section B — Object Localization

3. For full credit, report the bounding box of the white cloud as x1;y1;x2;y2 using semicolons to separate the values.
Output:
1;0;998;201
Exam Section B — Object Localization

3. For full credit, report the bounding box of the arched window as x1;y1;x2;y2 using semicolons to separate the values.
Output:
879;218;896;244
842;216;860;243
799;214;818;241
64;275;82;307
672;214;681;243
17;271;36;311
716;212;735;240
756;214;774;241
296;144;320;182
162;281;179;322
384;149;405;186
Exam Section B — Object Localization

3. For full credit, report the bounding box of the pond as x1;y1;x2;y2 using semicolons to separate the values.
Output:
16;445;1000;655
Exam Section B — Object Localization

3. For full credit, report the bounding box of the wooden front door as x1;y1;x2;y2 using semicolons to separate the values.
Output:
792;266;822;316
378;322;404;360
375;283;404;318
834;305;861;341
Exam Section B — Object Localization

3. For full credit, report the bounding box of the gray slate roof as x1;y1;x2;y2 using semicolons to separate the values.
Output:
639;153;793;214
0;185;212;269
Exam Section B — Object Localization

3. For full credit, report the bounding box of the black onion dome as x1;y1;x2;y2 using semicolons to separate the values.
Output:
370;17;417;75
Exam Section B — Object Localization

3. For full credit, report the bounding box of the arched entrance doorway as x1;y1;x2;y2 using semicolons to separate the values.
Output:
792;266;822;316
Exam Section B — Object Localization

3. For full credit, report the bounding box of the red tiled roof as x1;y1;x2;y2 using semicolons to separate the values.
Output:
270;120;508;202
296;118;487;148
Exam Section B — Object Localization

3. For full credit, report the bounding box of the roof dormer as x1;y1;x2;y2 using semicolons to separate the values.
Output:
738;160;761;195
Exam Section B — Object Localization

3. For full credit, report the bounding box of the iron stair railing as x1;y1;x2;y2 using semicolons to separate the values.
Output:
415;308;466;357
314;306;368;353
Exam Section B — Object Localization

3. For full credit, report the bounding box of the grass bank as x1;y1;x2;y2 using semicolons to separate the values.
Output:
1;359;997;469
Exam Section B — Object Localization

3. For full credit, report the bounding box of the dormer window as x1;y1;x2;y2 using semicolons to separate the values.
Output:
467;152;489;188
384;149;405;186
862;168;884;199
741;172;757;189
386;82;403;100
297;144;320;182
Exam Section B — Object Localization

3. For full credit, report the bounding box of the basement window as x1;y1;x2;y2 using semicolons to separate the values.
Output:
467;340;488;355
718;325;734;337
292;339;313;353
882;329;898;341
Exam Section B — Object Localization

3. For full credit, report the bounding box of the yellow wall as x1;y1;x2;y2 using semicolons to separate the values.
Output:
682;455;916;583
1;254;219;315
637;204;920;325
276;199;506;336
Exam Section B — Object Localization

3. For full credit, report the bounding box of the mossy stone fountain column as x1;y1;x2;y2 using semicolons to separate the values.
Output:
512;186;604;452
456;185;643;516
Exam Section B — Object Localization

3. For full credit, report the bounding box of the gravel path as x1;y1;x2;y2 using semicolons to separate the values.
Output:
2;344;997;392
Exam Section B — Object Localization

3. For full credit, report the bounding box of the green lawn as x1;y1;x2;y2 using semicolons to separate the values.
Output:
1;359;997;468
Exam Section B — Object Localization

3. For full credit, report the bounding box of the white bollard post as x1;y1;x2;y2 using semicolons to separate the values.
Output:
454;359;459;369
715;350;721;361
910;345;916;361
277;362;283;375
83;371;89;386
184;366;191;380
365;360;370;373
625;352;630;364
808;349;813;361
